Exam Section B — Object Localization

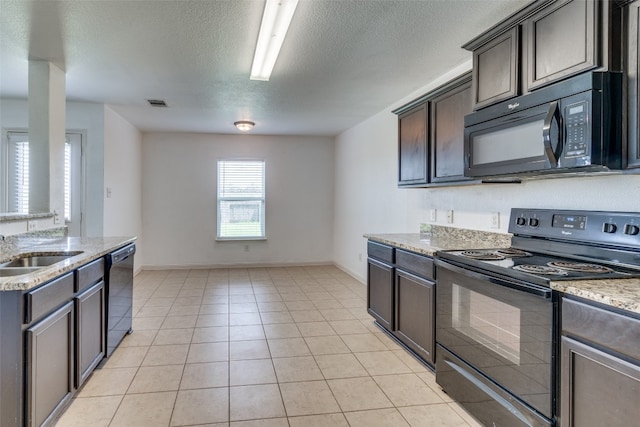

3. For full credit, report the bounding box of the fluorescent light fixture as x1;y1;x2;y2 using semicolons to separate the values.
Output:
234;121;255;132
250;0;299;81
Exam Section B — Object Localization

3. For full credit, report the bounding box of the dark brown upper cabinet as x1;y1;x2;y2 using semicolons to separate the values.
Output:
626;0;640;168
430;76;473;183
464;0;621;110
393;72;475;187
397;104;428;186
472;27;519;109
526;0;600;89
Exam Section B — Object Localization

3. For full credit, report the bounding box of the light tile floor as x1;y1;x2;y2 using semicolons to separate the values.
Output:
55;266;482;427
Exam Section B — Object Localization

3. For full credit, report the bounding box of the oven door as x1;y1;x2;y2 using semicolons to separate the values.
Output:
465;101;561;177
435;259;556;425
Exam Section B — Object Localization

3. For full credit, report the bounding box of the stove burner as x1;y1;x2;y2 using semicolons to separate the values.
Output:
459;250;505;261
547;261;614;274
512;264;569;276
495;248;531;257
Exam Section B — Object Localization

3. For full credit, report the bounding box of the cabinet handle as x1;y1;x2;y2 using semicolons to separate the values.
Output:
543;100;562;167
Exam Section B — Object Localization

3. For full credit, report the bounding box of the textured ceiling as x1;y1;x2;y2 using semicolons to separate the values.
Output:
0;0;530;136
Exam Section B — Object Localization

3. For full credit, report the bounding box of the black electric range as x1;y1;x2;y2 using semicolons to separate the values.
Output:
434;208;640;427
437;208;640;287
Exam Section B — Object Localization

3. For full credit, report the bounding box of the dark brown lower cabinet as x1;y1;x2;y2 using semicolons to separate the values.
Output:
25;301;75;427
394;269;435;364
560;297;640;427
366;241;435;366
561;337;640;427
367;257;394;330
76;281;105;387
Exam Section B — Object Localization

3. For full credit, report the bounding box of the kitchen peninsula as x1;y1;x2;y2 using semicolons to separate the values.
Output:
0;235;135;427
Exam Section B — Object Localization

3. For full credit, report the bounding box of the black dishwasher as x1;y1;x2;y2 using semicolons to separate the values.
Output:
105;243;135;357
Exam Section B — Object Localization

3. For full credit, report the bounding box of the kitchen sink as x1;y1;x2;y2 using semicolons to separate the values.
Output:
0;252;83;268
0;267;44;277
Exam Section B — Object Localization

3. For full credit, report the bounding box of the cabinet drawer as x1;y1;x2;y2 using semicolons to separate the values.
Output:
367;241;394;263
25;272;75;324
76;258;105;292
562;297;640;361
395;249;433;280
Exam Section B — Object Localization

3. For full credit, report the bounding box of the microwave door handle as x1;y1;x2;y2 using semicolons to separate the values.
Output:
543;101;561;167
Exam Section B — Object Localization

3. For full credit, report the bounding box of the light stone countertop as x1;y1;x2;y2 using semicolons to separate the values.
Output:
364;227;640;316
0;212;54;222
0;236;136;291
364;226;512;257
551;279;640;315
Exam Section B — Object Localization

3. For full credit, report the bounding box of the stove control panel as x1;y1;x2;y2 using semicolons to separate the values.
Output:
510;209;640;248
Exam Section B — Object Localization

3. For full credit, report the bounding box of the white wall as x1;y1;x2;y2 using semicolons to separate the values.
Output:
104;106;143;269
333;64;640;283
142;132;334;268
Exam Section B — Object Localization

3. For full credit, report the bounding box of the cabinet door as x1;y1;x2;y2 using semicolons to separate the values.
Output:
394;269;435;365
25;301;74;427
526;0;598;90
398;103;428;186
430;79;473;182
628;0;640;168
367;258;394;330
472;27;519;109
76;281;105;387
560;336;640;427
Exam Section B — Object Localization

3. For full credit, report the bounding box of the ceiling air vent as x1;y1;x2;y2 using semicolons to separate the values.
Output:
146;99;168;107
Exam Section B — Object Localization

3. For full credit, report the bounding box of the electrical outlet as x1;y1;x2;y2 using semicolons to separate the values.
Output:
446;210;454;224
429;209;437;221
27;220;37;231
491;212;500;229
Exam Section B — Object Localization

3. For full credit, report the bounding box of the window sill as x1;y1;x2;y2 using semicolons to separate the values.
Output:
215;237;268;242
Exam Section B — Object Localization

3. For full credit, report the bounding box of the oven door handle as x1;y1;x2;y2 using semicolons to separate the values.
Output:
435;259;553;299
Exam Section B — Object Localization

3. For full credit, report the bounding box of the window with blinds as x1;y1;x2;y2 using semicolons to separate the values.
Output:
4;132;73;219
7;132;29;214
217;160;265;239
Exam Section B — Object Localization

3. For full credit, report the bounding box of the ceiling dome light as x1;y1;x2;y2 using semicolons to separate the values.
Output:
234;121;255;132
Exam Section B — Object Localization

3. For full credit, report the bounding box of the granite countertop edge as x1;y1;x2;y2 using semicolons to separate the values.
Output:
0;236;136;291
551;279;640;315
364;231;640;316
364;228;512;256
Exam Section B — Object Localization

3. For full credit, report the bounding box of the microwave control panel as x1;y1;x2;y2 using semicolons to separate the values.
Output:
563;101;589;159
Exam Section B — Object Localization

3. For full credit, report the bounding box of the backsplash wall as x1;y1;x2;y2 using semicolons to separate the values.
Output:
420;174;640;232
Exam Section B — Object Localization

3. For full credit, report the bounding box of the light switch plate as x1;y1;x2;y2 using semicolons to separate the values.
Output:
429;209;437;221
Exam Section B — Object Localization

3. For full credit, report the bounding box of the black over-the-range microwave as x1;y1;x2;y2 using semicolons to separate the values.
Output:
464;71;623;179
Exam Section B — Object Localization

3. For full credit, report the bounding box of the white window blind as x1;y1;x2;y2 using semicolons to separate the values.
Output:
217;160;265;239
7;132;29;214
64;140;71;222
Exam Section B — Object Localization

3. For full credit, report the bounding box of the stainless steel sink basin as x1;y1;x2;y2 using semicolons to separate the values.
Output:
0;251;83;268
0;267;44;277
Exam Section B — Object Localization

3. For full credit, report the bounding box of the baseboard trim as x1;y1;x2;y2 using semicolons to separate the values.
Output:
333;262;366;285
